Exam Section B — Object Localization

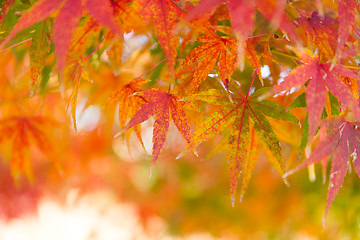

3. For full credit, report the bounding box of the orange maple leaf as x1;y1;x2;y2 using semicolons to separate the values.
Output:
185;0;254;70
179;30;237;92
106;77;149;149
0;116;61;182
65;58;92;132
245;39;264;85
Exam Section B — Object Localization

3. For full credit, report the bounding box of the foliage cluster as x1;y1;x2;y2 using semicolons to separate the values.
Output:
1;0;360;226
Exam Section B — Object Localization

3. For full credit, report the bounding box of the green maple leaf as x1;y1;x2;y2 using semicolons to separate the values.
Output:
178;80;297;205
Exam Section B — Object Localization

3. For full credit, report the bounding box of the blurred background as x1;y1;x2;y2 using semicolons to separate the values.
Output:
1;0;360;238
0;118;360;240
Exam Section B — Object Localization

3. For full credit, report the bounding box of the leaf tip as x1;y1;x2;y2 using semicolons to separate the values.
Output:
149;166;153;178
114;130;124;139
175;152;182;160
322;174;327;185
128;92;139;97
329;62;335;71
308;164;316;182
231;195;235;208
193;149;199;157
282;169;295;179
283;178;290;187
259;79;264;87
239;194;244;203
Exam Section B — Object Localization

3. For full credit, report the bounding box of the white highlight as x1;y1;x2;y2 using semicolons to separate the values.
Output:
0;190;217;240
260;65;270;79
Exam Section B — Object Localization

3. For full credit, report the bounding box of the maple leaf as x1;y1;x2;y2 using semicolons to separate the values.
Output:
255;0;298;41
185;0;254;68
138;0;185;73
178;80;297;204
205;123;262;202
270;55;360;137
114;0;144;33
296;11;338;61
284;118;360;225
124;89;191;169
65;58;93;132
52;0;83;74
106;77;149;149
67;17;102;59
185;0;254;35
185;0;297;70
178;30;237;92
104;32;123;75
29;21;51;86
0;116;61;182
1;0;121;73
0;0;15;26
245;39;264;85
335;0;357;60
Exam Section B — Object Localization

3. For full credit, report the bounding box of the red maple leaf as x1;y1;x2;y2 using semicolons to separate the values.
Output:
185;0;254;36
336;0;357;60
138;0;185;73
124;89;191;169
255;0;298;41
284;118;360;225
296;10;338;61
1;0;121;73
271;55;360;137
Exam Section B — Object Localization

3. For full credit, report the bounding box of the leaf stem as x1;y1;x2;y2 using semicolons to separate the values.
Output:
85;38;104;61
248;33;272;39
271;49;300;60
246;73;257;99
0;38;32;53
352;25;360;38
271;42;299;65
342;65;360;69
69;22;97;52
167;84;171;93
138;58;166;78
275;37;296;46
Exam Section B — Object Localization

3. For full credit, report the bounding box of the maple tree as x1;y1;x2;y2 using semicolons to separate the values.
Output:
1;0;360;233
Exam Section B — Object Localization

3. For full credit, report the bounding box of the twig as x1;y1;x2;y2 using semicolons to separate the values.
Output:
85;38;105;61
0;38;32;53
139;58;166;78
246;73;257;99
